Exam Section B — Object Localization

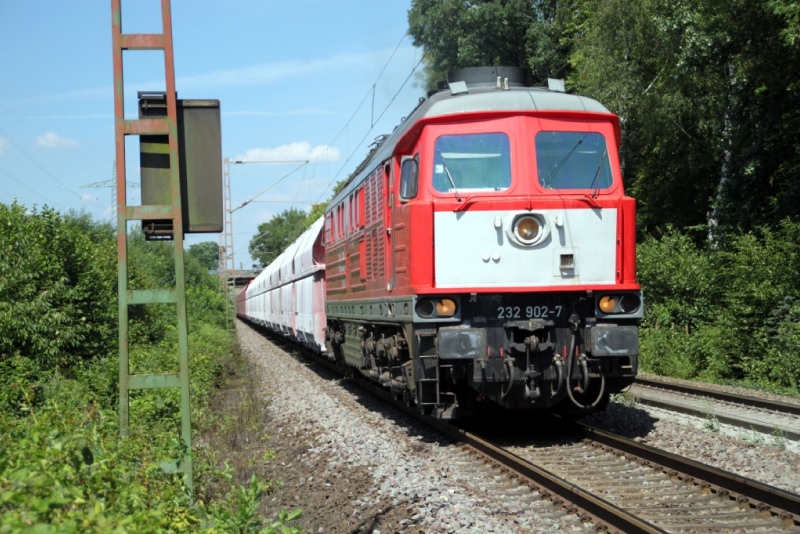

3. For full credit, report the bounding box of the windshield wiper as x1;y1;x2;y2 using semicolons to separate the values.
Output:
543;134;588;189
438;150;462;202
589;147;608;199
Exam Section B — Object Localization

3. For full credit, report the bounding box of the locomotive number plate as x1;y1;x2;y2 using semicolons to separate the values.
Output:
496;305;563;319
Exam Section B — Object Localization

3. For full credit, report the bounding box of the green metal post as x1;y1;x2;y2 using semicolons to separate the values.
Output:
111;0;193;491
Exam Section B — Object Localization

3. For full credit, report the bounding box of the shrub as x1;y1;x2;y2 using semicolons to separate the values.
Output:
637;221;800;391
0;203;116;369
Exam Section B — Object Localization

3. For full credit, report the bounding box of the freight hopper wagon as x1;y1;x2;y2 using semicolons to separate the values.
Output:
238;217;327;355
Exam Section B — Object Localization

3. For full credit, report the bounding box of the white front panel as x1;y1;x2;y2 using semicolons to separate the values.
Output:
434;209;617;288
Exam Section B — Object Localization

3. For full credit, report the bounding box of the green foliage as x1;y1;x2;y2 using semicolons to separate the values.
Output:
0;202;300;532
189;241;221;272
637;223;800;392
0;203;116;368
408;0;569;86
212;475;301;534
703;410;721;432
0;379;200;532
248;208;309;267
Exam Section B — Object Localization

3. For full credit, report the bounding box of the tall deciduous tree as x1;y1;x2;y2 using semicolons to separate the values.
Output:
408;0;570;88
248;208;309;267
187;241;220;271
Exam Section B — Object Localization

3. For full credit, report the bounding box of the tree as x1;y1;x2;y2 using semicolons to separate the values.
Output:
248;208;309;267
188;241;220;271
305;202;327;228
0;203;117;368
408;0;570;88
563;0;800;234
408;0;800;235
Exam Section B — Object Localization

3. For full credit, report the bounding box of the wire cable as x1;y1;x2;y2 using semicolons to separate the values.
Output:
0;165;62;206
0;125;82;199
315;49;427;202
232;161;309;212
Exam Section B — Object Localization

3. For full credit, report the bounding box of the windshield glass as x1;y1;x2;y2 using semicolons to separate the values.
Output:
535;131;612;190
432;133;511;192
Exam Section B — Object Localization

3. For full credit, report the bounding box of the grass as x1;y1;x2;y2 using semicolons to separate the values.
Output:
194;335;300;530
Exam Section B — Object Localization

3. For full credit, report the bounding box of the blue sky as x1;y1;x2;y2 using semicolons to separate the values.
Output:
0;0;423;267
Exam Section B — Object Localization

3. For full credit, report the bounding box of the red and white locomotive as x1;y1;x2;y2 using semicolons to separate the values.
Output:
237;67;641;418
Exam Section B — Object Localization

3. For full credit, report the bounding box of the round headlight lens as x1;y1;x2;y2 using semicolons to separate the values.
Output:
598;295;617;314
435;298;457;317
515;216;542;244
620;294;641;313
416;299;435;318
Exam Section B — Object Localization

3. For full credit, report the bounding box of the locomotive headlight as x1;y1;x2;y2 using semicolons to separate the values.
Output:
598;295;617;314
512;215;545;246
619;294;641;314
415;297;459;320
516;217;540;241
435;298;457;317
416;299;436;318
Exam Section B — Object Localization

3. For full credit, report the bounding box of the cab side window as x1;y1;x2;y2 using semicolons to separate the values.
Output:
399;155;419;200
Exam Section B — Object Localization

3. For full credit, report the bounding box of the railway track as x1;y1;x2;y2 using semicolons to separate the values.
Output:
630;377;800;443
253;323;800;532
344;372;800;532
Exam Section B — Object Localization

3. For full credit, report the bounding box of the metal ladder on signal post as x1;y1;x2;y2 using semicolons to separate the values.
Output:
111;0;193;490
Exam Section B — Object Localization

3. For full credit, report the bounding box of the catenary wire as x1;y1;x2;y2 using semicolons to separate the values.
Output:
0;165;62;207
0;113;82;199
315;49;427;202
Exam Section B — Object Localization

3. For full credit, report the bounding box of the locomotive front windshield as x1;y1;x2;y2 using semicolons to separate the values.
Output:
535;132;613;190
432;133;511;192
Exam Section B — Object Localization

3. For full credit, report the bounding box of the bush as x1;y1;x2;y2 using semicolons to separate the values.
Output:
0;378;199;532
637;222;800;392
0;203;116;369
0;202;299;532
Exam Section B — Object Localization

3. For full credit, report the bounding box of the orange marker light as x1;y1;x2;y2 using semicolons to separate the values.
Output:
599;295;616;313
435;298;457;317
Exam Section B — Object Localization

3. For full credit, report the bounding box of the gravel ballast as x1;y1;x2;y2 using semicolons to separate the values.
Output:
238;321;800;532
239;322;588;533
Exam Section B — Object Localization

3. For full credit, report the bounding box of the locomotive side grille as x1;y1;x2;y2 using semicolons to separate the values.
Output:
362;168;386;282
374;229;385;280
366;179;375;223
365;169;384;225
366;229;374;280
365;229;385;281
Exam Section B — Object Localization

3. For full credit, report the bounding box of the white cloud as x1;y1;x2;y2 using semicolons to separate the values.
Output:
0;137;7;154
36;132;78;149
14;45;420;104
175;53;366;91
80;194;97;202
239;141;340;163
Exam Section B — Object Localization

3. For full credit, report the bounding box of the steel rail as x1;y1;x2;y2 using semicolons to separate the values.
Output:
632;377;800;441
246;322;800;531
576;422;800;525
635;376;800;417
349;374;666;533
348;369;800;530
249;323;661;532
